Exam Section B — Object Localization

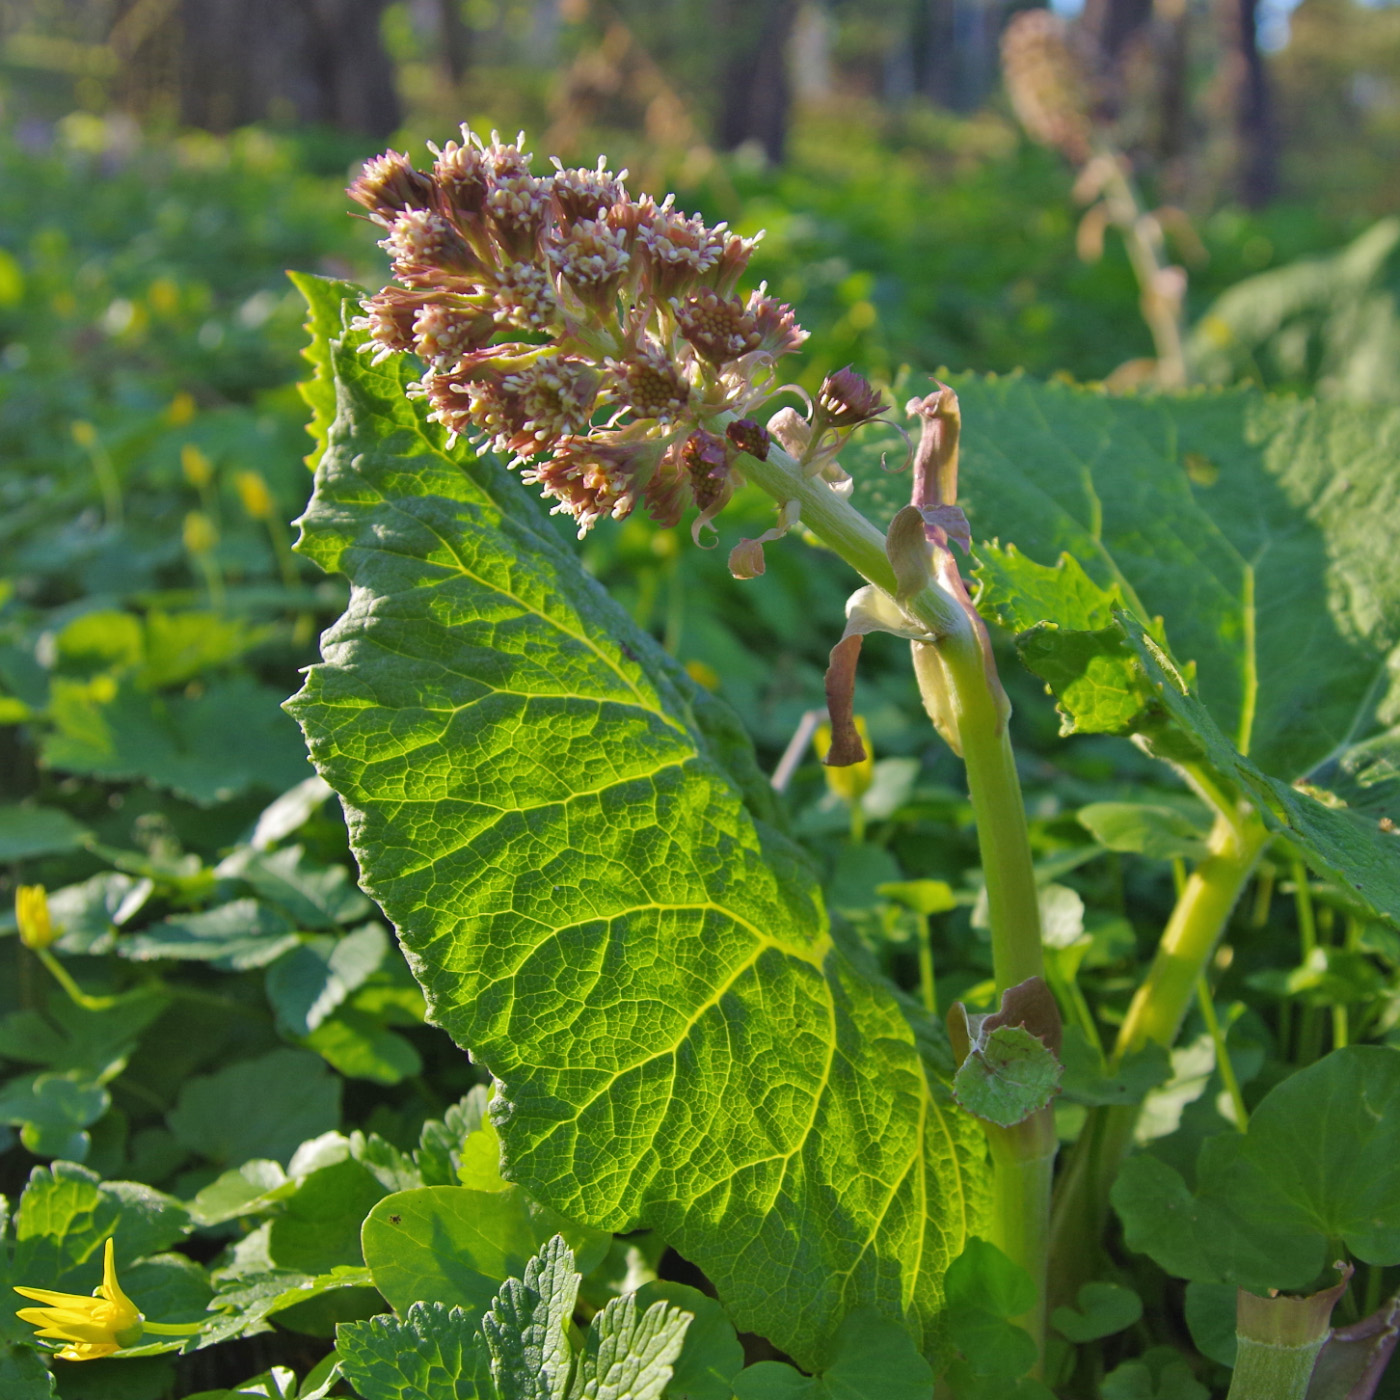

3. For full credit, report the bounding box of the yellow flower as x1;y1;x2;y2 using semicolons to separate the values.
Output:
15;884;55;951
14;1238;144;1361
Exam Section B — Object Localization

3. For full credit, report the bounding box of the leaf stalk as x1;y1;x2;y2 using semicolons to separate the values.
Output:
1047;806;1270;1303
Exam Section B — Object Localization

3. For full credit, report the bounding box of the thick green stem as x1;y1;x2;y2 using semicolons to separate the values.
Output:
1047;808;1270;1304
1228;1337;1326;1400
734;432;1052;1365
1113;810;1269;1061
1226;1285;1347;1400
735;439;900;595
985;1109;1058;1368
930;638;1043;992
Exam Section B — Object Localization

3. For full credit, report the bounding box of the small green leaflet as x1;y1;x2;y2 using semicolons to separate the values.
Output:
166;1048;340;1168
482;1234;578;1400
572;1290;691;1400
732;1308;935;1400
939;1238;1039;1385
1076;802;1209;863
0;804;89;860
287;277;989;1365
479;1236;691;1400
1100;1347;1210;1400
632;1281;744;1400
42;674;311;806
338;1302;486;1400
973;547;1156;737
12;1161;189;1294
1050;1282;1143;1343
952;1026;1061;1127
0;1344;54;1400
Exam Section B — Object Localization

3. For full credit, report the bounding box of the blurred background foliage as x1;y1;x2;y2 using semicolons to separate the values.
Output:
0;2;1399;1394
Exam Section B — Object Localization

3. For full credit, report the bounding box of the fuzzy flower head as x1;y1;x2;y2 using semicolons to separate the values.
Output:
15;1238;143;1361
350;127;819;538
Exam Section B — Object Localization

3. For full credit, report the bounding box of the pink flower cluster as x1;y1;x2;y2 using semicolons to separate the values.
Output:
349;129;811;537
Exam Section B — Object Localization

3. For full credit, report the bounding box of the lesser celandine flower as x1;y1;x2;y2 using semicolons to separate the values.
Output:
14;1238;143;1361
347;129;892;546
15;884;54;951
14;1237;204;1361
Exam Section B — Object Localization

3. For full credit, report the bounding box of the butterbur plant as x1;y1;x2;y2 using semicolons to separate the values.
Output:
274;127;1400;1400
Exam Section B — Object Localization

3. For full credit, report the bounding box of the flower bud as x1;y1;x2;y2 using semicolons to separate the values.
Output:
681;428;731;511
16;885;55;950
235;470;274;521
382;210;478;283
180;443;213;489
817;367;884;428
487;172;552;260
431;138;490;221
746;291;808;359
638;200;728;300
726;418;770;460
547;219;631;309
183;511;217;556
348;150;438;225
551;156;628;226
615;341;691;423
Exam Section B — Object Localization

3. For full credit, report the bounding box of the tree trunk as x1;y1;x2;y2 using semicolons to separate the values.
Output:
1154;0;1191;172
437;0;472;85
177;0;400;137
916;0;958;108
1080;0;1154;116
1226;0;1277;205
715;0;799;163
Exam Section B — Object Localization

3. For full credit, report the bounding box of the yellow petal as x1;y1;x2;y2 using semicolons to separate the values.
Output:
13;1285;95;1307
16;1305;102;1329
56;1341;119;1362
100;1239;134;1310
26;1317;117;1344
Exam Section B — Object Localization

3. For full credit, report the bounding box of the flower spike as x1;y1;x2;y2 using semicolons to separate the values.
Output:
347;129;817;541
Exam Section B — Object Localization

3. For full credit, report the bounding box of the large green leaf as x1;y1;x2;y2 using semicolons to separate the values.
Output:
855;375;1400;919
286;279;989;1366
1112;1045;1400;1294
